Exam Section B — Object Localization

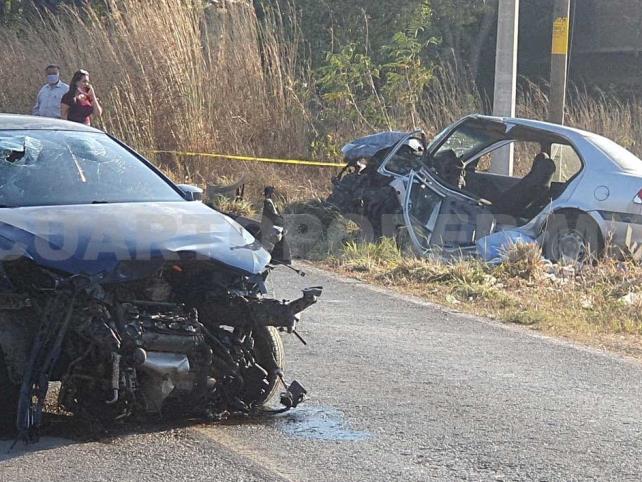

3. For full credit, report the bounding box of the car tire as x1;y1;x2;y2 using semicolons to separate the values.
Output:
543;212;602;263
247;326;285;406
0;349;19;436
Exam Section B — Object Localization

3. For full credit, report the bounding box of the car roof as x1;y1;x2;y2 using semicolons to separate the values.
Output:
0;113;101;133
469;114;595;139
468;114;642;172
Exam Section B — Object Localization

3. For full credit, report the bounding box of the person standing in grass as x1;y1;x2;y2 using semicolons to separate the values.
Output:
61;69;103;126
32;64;69;119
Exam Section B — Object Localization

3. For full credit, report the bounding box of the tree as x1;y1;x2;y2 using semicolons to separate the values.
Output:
280;0;434;66
429;0;498;78
315;5;438;131
280;0;501;83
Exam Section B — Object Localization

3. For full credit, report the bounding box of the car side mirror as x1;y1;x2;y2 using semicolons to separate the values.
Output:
177;184;203;201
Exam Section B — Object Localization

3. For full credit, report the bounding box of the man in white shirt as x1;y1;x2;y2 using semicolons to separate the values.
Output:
32;64;69;119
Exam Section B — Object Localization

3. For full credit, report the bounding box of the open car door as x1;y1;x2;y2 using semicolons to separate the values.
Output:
403;171;496;255
402;171;444;255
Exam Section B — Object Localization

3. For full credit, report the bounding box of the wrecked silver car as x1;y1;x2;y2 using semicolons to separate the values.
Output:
0;114;321;441
329;115;642;261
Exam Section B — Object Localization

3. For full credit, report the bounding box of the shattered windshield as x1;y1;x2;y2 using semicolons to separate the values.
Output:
431;119;507;164
0;130;183;207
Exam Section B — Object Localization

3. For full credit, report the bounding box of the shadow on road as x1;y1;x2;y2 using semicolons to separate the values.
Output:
0;412;197;462
0;400;368;462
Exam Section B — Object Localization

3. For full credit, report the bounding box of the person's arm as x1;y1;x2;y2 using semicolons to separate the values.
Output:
32;87;42;116
88;85;103;117
93;96;103;117
60;100;70;120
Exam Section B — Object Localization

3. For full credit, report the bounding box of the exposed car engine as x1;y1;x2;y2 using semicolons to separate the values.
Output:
1;258;320;441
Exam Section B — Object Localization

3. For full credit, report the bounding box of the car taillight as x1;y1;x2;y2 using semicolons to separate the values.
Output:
635;189;642;205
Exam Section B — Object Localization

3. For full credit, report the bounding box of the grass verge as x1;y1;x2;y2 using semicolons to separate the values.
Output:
318;237;642;359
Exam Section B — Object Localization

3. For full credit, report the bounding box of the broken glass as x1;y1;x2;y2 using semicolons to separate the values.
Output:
0;130;184;207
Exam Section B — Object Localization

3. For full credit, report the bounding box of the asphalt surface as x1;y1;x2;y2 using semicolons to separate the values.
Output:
2;264;642;481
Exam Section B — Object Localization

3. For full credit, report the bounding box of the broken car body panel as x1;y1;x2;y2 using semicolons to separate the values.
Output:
0;202;271;280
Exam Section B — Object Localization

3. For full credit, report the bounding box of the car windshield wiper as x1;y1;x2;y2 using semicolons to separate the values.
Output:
91;200;110;204
0;204;15;208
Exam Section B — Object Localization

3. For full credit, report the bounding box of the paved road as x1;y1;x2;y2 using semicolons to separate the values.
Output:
2;265;642;481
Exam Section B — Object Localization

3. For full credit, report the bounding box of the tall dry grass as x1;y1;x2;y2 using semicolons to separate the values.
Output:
518;78;642;156
0;0;319;200
0;0;641;203
417;62;487;137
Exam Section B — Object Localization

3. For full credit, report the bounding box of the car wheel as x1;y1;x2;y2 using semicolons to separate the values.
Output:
543;212;602;263
0;349;19;436
244;326;285;407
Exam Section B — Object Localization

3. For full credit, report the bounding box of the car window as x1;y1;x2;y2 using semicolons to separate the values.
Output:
550;143;583;182
0;130;183;207
470;141;541;177
383;141;425;175
470;140;582;182
512;141;545;177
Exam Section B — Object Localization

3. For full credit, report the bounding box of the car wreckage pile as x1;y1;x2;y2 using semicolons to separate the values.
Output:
327;115;642;263
0;115;322;442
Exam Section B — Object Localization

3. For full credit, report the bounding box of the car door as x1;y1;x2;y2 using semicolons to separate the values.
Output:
403;170;497;255
402;171;445;254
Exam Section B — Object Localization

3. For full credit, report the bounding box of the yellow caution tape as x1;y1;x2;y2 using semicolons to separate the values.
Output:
146;149;346;168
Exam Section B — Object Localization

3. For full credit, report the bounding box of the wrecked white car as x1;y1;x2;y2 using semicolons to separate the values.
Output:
329;115;642;262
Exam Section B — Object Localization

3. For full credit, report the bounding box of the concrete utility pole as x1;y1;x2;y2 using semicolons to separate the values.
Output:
549;0;571;124
491;0;519;176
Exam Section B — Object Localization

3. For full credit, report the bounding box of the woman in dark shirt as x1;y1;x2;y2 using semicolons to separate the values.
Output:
61;69;103;125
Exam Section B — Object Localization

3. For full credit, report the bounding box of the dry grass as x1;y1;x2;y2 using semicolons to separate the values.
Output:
495;242;547;280
325;240;642;358
207;195;257;218
518;79;642;156
1;0;641;204
418;62;486;137
0;0;326;202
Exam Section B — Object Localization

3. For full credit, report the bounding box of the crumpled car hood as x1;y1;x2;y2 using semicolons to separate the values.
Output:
341;131;408;161
0;201;271;280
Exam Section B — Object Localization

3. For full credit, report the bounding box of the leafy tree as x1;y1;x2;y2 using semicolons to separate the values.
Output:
316;43;386;129
279;0;435;66
429;0;498;78
380;30;439;124
315;2;438;131
281;0;500;76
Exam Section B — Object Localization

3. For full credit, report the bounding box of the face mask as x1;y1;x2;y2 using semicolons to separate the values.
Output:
47;74;59;85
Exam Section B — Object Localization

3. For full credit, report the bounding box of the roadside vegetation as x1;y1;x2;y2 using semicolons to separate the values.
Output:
327;238;642;358
1;0;640;180
2;0;642;353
